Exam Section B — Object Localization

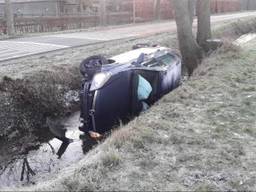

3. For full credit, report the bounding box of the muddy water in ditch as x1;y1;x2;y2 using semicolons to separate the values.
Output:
0;112;95;189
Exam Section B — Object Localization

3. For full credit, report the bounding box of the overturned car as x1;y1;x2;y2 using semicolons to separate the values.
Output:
79;45;181;138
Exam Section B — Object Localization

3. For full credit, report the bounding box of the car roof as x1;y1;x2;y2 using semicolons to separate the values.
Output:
110;47;167;64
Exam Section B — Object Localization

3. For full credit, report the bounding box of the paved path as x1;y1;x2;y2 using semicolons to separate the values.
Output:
0;12;255;62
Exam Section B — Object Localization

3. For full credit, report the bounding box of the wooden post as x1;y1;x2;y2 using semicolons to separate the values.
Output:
55;1;60;17
153;0;161;20
79;0;84;15
4;0;15;36
99;0;107;26
133;0;136;23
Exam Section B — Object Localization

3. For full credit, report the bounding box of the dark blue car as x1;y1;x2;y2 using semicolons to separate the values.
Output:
79;45;181;138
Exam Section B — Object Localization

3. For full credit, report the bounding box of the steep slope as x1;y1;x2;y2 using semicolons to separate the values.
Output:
21;38;256;191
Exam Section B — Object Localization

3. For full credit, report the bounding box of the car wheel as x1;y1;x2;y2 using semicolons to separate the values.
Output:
80;55;108;78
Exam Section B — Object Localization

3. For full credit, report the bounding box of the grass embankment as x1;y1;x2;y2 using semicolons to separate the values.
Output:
214;17;256;38
0;17;256;172
0;17;255;144
26;36;256;191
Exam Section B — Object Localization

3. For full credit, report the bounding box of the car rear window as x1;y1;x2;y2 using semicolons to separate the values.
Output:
143;53;175;68
158;54;175;65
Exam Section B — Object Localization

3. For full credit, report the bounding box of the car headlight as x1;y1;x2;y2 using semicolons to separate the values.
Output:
90;72;111;91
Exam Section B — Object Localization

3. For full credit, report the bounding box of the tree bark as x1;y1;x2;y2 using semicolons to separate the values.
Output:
196;0;211;49
173;0;202;76
188;0;196;26
153;0;161;20
4;0;15;36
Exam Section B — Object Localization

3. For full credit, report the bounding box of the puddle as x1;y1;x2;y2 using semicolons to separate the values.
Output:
0;112;95;188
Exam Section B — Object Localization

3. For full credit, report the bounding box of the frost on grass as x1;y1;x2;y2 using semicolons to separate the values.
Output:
0;17;253;157
214;17;256;39
22;38;256;191
2;17;256;191
0;31;178;191
0;32;176;144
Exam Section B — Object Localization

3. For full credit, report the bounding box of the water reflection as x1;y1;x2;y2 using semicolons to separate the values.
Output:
0;112;99;189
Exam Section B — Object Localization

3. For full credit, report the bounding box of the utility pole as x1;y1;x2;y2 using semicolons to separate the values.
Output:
4;0;15;36
99;0;107;26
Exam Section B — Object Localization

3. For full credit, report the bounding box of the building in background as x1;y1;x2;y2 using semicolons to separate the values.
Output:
1;0;253;18
0;0;133;17
0;0;255;34
0;0;61;17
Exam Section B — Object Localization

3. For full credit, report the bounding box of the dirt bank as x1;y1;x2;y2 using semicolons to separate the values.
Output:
18;34;256;191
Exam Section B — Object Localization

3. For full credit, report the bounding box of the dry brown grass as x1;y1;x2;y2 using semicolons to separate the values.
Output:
3;16;256;191
21;36;256;192
213;17;256;39
108;126;135;149
101;149;121;168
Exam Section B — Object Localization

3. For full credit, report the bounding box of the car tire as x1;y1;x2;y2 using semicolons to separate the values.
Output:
80;55;108;78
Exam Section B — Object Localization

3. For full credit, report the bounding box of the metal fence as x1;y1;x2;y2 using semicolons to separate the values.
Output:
0;11;132;34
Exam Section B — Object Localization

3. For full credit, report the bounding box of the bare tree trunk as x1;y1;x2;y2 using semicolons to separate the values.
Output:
188;0;197;26
173;0;202;76
4;0;15;36
153;0;161;20
196;0;211;49
99;0;107;26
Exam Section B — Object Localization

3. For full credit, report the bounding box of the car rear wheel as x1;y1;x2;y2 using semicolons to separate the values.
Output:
80;55;108;79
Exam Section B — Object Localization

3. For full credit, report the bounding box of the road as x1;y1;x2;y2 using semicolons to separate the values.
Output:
0;11;255;62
